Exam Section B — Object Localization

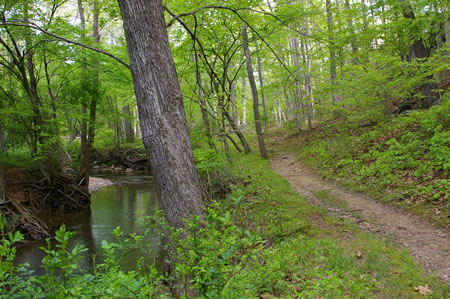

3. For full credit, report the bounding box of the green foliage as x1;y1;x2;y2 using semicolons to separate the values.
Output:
0;146;34;169
294;97;449;226
2;151;449;297
0;214;168;298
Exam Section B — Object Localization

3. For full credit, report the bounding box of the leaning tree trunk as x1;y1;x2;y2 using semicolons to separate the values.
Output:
118;0;204;228
242;25;267;158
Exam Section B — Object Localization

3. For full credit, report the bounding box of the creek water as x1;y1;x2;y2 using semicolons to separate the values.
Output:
14;173;163;275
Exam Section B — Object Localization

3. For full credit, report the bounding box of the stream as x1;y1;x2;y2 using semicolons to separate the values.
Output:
14;173;163;275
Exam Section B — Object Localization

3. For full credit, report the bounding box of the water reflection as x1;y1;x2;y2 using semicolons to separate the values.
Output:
14;174;161;275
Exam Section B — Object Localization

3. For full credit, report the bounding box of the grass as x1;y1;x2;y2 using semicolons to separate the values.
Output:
263;107;449;229
222;153;448;297
0;146;34;169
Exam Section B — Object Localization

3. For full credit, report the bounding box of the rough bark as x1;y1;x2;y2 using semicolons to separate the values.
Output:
118;0;204;228
123;104;134;142
242;24;267;159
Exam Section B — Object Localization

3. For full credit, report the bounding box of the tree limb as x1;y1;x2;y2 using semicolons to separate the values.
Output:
0;20;130;69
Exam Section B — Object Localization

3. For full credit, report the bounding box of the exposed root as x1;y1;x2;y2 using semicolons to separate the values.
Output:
1;168;90;240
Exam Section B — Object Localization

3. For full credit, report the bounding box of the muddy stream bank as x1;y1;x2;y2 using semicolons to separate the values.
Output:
14;173;163;274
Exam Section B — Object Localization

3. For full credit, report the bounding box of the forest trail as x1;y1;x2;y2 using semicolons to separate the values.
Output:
270;152;450;283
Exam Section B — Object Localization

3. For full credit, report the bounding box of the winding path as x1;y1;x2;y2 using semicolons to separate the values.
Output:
270;152;450;282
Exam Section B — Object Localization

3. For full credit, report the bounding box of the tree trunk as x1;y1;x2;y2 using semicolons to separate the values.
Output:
123;104;134;142
241;77;247;128
78;0;100;188
242;24;267;159
400;0;439;107
194;59;216;150
290;35;303;130
326;0;339;104
345;0;358;64
118;0;204;228
77;0;89;187
113;96;121;157
0;123;5;154
230;82;239;126
257;57;268;132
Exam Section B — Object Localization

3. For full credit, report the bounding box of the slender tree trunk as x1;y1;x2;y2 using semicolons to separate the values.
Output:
290;35;303;130
223;110;251;153
118;0;204;228
326;0;338;105
0;123;5;154
123;104;134;142
194;60;216;150
77;0;89;186
43;52;63;171
113;96;120;157
230;82;239;126
345;0;358;64
241;77;247;128
257;57;268;132
242;24;267;159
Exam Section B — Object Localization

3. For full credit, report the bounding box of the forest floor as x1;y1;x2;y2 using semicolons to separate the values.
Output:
271;152;450;282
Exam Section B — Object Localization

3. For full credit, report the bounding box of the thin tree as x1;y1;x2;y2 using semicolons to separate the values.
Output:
242;24;268;159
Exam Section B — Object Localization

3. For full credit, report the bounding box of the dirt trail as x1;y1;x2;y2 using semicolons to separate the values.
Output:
271;152;450;282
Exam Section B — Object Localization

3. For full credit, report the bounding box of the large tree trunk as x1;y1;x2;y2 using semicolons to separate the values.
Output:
242;24;267;159
118;0;204;228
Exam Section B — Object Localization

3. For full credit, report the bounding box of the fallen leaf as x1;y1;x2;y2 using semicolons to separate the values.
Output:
414;284;432;296
357;251;363;258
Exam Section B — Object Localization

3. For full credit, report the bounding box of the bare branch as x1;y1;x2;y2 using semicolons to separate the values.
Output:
164;5;305;85
0;20;130;69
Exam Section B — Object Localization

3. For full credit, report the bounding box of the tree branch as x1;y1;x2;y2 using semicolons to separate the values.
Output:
0;20;130;69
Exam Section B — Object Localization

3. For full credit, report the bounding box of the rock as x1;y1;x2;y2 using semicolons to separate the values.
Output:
125;168;134;173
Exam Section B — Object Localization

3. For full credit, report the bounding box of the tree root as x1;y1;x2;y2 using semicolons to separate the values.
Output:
1;170;91;240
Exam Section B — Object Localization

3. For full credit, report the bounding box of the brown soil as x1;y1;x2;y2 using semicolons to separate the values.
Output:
271;152;450;282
